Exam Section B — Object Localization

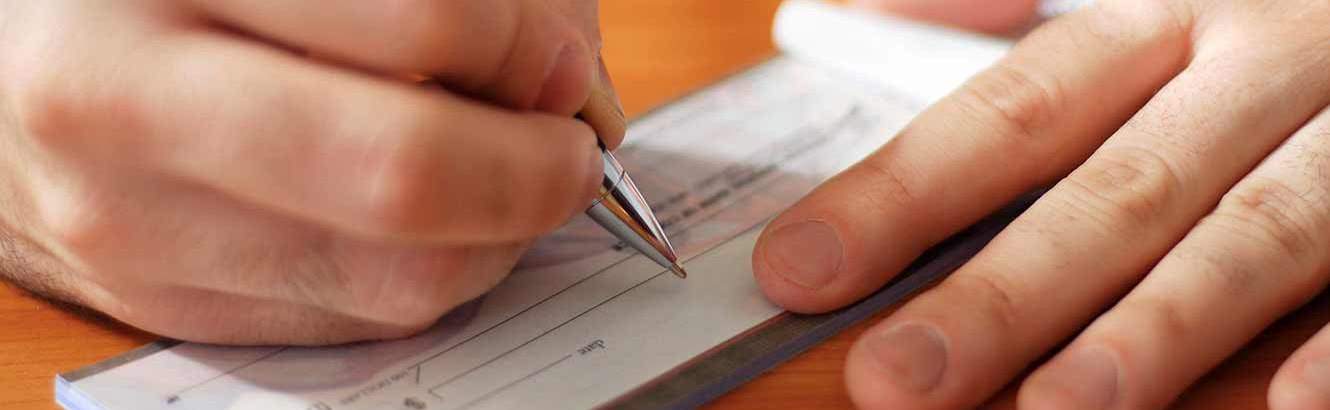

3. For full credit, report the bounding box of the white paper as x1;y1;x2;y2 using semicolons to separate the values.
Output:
774;0;1009;103
58;2;1012;409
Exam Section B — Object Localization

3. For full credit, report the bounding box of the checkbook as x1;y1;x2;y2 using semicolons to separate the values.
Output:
57;1;1019;409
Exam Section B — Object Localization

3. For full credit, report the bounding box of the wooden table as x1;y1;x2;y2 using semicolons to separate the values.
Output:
3;1;1327;409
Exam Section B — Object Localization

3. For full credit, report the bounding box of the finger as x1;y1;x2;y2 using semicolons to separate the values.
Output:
753;0;1190;314
23;29;603;243
580;59;627;149
29;166;528;330
101;284;429;345
37;182;441;345
851;0;1040;34
542;0;627;148
843;8;1330;410
1272;321;1330;410
1022;105;1330;409
323;236;528;328
187;0;595;115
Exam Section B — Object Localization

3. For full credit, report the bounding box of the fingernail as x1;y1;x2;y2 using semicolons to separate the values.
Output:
535;44;593;114
865;324;948;392
763;220;844;289
578;60;627;147
1303;357;1330;397
1025;347;1120;410
595;60;625;118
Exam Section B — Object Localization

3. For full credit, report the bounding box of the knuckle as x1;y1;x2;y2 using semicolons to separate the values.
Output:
14;79;78;144
846;155;922;218
955;63;1064;152
1117;296;1191;342
1055;146;1183;233
360;136;447;237
14;68;146;150
39;192;113;258
1206;177;1325;268
1169;244;1266;300
950;273;1023;333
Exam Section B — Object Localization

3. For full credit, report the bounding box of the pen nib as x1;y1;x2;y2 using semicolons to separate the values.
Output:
669;263;688;279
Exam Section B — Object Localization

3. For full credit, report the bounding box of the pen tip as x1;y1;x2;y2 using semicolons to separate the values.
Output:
670;263;688;279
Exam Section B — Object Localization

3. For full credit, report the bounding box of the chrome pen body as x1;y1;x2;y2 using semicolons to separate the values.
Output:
585;146;687;278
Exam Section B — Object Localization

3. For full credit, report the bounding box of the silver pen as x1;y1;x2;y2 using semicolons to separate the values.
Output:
585;144;688;278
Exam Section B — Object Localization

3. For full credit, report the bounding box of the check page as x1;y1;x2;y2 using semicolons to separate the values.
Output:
57;2;1011;409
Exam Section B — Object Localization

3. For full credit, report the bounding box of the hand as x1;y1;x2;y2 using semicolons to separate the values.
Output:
0;0;623;345
754;0;1330;408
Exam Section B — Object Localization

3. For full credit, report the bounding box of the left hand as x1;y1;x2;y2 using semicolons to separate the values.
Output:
753;0;1330;408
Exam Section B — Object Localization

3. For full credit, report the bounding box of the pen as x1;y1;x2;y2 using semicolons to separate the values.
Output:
585;144;688;278
416;76;682;275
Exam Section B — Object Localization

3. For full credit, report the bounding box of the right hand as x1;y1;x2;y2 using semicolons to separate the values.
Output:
0;0;622;345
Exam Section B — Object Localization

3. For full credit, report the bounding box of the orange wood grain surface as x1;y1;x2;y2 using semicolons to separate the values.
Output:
2;1;1326;409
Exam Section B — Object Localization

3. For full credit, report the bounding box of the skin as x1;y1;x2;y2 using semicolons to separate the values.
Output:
4;1;1328;409
0;0;624;345
754;0;1330;409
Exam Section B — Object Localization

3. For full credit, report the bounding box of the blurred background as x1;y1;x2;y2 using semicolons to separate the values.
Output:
600;1;784;117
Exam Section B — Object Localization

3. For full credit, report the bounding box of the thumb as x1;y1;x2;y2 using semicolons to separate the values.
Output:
852;0;1040;34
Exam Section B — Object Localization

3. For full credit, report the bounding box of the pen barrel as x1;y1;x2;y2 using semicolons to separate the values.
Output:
592;147;629;206
585;148;681;272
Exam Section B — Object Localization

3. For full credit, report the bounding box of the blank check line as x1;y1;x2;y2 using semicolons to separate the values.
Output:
410;188;765;375
428;269;672;394
427;228;751;396
452;354;575;410
408;254;636;371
